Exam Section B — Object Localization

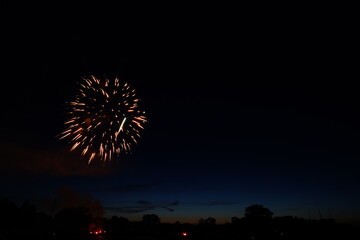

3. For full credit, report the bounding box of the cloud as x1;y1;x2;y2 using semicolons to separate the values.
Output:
170;200;179;206
104;200;241;215
0;143;112;176
106;206;156;214
185;201;242;206
100;181;162;192
105;205;175;214
162;206;175;212
205;201;243;206
105;200;178;214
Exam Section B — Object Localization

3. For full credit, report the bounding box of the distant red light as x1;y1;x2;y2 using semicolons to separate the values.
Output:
182;232;187;236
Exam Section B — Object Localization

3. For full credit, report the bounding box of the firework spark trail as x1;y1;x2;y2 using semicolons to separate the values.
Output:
58;76;147;163
118;117;127;133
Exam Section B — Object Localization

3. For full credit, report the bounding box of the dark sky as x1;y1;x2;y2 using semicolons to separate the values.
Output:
1;2;359;224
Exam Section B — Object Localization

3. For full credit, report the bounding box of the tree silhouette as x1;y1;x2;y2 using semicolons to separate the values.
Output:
0;197;358;239
0;198;54;239
18;201;37;229
205;217;216;225
54;207;92;237
198;217;216;225
142;214;160;225
0;198;18;234
231;216;241;224
105;216;130;235
244;204;273;220
243;204;275;238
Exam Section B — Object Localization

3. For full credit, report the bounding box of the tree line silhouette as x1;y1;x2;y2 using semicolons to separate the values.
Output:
0;198;357;239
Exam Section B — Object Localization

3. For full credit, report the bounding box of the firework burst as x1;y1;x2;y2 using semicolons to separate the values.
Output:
58;75;147;163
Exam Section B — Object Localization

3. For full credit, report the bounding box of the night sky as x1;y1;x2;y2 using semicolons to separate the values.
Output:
1;2;359;224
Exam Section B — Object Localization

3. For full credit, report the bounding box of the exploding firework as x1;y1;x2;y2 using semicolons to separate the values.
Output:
58;75;147;163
